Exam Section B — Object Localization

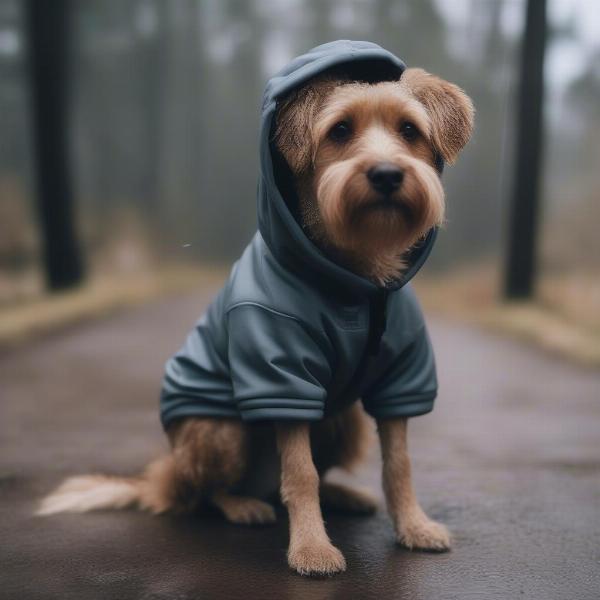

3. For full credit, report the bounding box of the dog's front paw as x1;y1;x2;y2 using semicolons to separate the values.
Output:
397;517;451;552
288;540;347;576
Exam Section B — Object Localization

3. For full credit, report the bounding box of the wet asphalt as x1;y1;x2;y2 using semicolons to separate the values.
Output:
1;288;599;599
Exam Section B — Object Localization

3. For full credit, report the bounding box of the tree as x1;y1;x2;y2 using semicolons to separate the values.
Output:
504;0;547;299
26;0;85;290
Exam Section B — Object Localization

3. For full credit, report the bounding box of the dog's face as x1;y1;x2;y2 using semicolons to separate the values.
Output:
274;68;474;282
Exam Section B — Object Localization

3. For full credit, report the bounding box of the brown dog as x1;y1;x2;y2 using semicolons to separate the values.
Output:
38;52;473;577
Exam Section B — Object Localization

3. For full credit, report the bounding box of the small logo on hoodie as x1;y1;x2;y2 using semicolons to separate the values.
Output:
339;306;364;330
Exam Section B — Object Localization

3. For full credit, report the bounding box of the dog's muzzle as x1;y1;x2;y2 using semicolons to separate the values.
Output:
367;162;404;195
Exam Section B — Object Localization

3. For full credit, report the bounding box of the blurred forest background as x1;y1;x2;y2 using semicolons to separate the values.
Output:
0;0;598;339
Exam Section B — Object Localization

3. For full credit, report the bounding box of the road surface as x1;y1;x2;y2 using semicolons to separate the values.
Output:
1;288;599;599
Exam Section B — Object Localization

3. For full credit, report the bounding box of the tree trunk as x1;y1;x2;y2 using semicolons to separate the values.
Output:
504;0;547;300
26;0;84;291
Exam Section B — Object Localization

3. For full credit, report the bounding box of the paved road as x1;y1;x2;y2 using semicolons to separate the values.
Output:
1;288;599;600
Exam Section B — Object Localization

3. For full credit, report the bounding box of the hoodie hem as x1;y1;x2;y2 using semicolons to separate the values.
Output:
240;406;324;422
363;394;436;419
160;403;239;430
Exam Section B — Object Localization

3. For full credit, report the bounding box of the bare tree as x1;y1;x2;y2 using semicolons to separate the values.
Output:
26;0;84;290
504;0;547;299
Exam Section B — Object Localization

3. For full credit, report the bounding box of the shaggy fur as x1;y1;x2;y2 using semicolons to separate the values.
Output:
38;67;473;576
274;68;473;285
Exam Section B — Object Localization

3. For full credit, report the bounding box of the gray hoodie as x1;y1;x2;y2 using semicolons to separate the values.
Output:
160;40;439;427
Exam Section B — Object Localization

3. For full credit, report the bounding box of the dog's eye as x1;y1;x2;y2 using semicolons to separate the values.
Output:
329;121;352;143
400;121;419;142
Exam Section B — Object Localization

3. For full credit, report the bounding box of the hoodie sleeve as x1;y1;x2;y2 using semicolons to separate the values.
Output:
227;304;331;421
362;326;438;419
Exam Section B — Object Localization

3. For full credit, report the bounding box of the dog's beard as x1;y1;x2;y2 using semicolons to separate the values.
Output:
315;154;445;259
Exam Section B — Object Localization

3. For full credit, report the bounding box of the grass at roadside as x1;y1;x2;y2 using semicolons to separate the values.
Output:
415;266;600;368
2;260;598;369
0;264;227;350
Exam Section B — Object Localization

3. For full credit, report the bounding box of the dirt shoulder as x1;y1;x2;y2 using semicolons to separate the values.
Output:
0;264;227;350
2;262;598;369
415;268;600;369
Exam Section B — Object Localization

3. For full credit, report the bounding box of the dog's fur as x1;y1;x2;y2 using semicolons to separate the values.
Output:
38;68;473;576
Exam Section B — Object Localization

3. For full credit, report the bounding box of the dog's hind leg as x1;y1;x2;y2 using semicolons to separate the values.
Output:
319;481;377;515
311;403;379;515
168;417;276;523
211;490;276;525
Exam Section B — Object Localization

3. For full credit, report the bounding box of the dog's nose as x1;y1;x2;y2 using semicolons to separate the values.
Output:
367;163;404;195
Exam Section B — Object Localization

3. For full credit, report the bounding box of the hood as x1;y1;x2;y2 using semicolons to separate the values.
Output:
257;40;438;297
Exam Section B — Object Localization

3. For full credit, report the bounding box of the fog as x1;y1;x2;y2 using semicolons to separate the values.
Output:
0;0;598;307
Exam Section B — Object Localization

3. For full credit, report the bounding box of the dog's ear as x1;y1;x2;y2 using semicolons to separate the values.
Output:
400;68;474;164
273;77;338;174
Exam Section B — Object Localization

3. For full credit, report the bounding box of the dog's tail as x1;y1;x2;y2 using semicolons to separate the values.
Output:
36;455;176;516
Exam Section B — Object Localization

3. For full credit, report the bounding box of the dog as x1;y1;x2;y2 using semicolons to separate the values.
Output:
37;41;473;577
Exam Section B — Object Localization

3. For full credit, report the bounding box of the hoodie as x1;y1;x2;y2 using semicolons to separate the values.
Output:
160;40;439;427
